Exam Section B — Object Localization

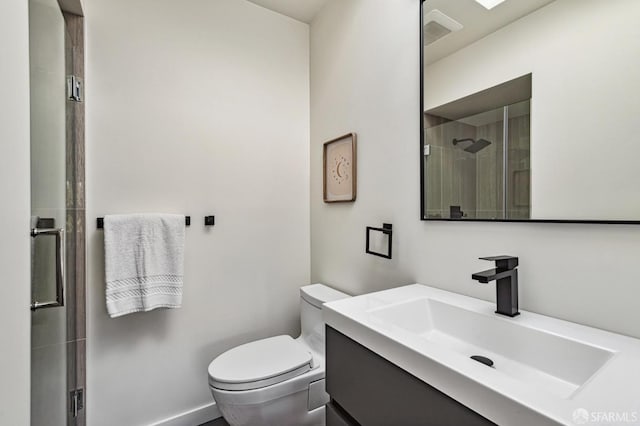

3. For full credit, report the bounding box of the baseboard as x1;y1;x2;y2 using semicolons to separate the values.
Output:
148;402;222;426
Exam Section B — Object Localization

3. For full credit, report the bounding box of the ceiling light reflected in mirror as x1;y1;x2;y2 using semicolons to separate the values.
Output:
474;0;508;10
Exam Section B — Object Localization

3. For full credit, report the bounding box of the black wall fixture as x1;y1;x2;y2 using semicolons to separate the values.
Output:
97;215;216;229
366;223;393;259
97;216;191;229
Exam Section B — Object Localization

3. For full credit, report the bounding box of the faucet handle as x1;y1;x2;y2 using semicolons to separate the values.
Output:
479;255;518;270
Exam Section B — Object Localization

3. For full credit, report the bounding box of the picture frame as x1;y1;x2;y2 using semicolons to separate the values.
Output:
323;133;357;203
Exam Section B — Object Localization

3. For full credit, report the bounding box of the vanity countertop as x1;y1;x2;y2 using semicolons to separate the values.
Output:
323;284;640;426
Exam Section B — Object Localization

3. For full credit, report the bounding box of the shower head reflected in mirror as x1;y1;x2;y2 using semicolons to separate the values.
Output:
452;138;492;154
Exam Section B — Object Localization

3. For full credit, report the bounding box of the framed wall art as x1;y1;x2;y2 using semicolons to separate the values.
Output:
323;133;357;203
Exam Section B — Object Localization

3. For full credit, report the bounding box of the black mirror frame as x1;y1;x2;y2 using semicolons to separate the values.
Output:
418;0;640;225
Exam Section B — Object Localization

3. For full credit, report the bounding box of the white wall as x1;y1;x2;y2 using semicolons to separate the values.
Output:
0;0;31;424
85;0;310;424
425;0;640;220
310;0;640;340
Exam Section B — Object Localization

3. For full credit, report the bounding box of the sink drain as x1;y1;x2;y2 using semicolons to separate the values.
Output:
470;355;494;368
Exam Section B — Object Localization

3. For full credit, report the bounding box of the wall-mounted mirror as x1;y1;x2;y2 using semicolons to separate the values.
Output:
420;0;640;223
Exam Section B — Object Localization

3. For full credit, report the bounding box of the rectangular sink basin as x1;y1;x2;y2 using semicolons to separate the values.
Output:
367;297;614;399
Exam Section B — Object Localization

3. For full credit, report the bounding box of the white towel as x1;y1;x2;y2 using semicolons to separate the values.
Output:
104;214;185;318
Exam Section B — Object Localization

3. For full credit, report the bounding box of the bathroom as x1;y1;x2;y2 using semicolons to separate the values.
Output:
2;0;640;425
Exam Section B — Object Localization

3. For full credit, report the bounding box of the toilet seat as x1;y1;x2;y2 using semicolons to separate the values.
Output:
208;335;313;391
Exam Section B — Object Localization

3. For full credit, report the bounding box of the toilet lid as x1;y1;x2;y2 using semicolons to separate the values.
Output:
208;335;313;391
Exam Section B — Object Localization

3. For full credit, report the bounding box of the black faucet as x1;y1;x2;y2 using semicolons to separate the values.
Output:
472;256;519;317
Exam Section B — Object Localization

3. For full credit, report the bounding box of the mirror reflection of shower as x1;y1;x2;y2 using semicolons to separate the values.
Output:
423;77;531;221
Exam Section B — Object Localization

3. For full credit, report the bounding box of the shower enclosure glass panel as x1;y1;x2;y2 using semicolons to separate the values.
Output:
29;0;84;424
424;100;530;220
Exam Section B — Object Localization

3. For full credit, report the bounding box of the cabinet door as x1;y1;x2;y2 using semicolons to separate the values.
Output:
326;326;496;426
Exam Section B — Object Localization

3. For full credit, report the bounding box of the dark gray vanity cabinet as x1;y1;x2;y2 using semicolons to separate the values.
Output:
325;326;496;426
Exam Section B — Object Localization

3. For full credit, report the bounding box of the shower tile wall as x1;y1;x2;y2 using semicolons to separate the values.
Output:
425;118;477;218
475;119;504;219
507;113;531;219
475;111;530;219
63;14;87;426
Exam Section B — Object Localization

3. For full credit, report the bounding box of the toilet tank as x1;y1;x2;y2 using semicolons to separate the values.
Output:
299;284;350;355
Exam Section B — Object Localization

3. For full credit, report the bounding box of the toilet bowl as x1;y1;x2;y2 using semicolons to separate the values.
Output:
208;284;350;426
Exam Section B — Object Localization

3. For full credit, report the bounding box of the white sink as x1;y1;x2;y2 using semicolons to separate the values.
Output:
367;297;613;399
323;284;640;426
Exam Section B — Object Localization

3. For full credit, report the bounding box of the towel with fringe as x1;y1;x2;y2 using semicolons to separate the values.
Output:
104;214;185;318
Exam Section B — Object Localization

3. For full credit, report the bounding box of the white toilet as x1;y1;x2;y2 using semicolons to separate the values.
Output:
207;284;350;426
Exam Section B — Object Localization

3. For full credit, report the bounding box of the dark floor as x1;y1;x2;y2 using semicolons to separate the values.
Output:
199;418;229;426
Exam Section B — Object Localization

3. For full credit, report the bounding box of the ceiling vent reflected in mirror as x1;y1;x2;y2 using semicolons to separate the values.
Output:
424;10;463;46
423;0;555;65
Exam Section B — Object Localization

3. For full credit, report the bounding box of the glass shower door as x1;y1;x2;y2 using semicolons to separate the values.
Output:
29;0;73;424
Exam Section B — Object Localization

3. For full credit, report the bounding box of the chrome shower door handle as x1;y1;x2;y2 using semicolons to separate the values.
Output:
30;227;65;311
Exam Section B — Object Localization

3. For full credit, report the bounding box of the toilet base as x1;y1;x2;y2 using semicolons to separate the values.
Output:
214;388;325;426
